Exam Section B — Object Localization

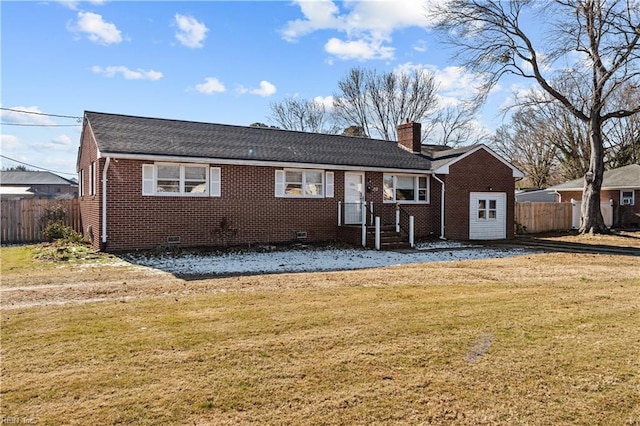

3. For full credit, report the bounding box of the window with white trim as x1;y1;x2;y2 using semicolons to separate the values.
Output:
142;163;220;197
78;169;85;197
89;162;96;196
275;169;328;198
621;190;635;205
383;174;429;203
477;199;497;220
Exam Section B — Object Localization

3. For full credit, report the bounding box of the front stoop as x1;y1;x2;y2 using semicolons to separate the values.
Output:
337;224;411;250
369;225;411;250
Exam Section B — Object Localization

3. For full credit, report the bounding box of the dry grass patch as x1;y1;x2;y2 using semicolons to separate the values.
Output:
1;252;639;425
535;230;640;248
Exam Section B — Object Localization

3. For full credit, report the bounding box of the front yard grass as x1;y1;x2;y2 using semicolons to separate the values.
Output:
1;246;639;425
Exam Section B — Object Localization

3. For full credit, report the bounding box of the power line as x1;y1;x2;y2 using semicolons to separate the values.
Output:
0;107;82;121
0;155;76;176
1;122;81;127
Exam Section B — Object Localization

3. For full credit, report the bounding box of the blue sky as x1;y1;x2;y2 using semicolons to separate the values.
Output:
1;0;524;177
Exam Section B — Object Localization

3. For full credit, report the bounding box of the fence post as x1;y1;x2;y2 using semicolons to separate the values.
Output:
337;201;342;226
375;217;381;250
395;204;400;233
361;201;367;247
409;216;414;248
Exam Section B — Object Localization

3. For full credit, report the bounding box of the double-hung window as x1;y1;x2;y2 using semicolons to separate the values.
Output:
383;174;429;203
143;163;220;197
621;190;635;206
276;169;329;198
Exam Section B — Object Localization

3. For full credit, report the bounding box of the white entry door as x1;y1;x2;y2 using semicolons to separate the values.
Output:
469;192;507;240
344;172;364;224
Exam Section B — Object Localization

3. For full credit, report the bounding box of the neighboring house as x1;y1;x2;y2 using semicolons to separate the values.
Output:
0;171;78;200
77;111;524;252
549;164;640;228
516;188;561;203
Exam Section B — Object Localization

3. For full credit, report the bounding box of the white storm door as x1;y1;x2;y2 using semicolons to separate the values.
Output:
469;192;507;240
344;172;365;224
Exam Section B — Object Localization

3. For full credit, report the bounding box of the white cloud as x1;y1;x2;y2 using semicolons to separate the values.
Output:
31;134;74;151
1;134;21;150
313;95;334;111
71;11;122;45
0;106;55;125
174;14;208;48
282;0;431;61
325;37;394;61
92;65;163;80
413;39;429;52
195;77;226;94
58;0;106;10
237;80;277;97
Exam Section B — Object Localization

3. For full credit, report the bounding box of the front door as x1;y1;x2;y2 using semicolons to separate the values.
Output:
344;172;365;224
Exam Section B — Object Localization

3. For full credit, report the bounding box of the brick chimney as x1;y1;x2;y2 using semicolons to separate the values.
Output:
397;121;422;153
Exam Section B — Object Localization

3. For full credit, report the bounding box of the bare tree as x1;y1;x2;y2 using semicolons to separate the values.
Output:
428;0;640;234
333;67;439;141
492;107;560;188
427;101;489;147
269;97;338;134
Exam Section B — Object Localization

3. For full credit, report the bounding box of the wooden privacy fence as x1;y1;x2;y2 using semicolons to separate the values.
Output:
516;202;573;233
1;198;81;244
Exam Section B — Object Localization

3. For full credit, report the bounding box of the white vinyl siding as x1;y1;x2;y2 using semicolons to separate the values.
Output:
142;163;219;197
383;174;429;203
469;192;506;240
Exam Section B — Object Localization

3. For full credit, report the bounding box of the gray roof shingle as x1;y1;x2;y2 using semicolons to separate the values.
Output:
85;111;437;171
551;164;640;190
0;171;75;186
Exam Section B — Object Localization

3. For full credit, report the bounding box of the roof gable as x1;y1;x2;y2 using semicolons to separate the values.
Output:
431;144;525;178
84;111;434;172
551;164;640;191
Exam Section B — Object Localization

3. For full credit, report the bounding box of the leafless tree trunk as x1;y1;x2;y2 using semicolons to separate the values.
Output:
428;0;640;234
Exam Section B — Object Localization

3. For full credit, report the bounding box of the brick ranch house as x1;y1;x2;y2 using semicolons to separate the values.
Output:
550;163;640;228
77;111;524;252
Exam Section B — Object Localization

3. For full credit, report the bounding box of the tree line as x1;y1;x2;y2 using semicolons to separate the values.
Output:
259;0;639;234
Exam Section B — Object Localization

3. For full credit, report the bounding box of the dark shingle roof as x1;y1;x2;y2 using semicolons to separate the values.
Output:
550;164;640;190
0;171;75;186
85;111;435;171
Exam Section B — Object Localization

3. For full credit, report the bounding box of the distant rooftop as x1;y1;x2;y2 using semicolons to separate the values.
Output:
0;170;76;186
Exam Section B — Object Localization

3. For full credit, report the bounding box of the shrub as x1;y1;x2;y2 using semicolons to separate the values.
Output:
43;221;84;244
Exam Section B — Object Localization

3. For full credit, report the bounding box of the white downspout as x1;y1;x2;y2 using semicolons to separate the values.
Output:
101;157;111;249
432;174;446;240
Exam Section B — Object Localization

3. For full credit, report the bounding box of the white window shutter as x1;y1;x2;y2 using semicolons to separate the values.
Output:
275;170;285;197
142;164;154;196
325;171;334;198
210;167;221;197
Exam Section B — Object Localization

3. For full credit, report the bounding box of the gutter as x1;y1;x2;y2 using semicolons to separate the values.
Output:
432;174;446;240
101;157;111;250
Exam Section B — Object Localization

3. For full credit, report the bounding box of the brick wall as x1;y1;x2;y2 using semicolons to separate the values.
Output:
363;172;440;238
77;127;100;250
442;149;516;240
85;160;442;252
100;160;351;251
558;189;640;227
